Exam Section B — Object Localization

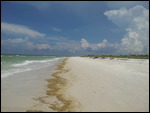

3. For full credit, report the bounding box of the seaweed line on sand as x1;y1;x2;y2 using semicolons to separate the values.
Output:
26;58;81;112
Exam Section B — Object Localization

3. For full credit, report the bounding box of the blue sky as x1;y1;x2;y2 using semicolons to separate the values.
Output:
1;1;149;56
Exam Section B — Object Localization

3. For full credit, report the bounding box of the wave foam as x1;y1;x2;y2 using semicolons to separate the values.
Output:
12;58;62;67
1;57;64;78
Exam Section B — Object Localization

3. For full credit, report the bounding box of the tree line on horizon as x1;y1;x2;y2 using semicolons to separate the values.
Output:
81;54;149;59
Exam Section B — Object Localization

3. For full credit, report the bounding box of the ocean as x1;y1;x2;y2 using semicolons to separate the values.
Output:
1;54;64;78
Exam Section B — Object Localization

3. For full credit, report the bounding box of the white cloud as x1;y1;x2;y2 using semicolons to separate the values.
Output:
81;39;89;49
104;5;149;55
51;27;62;32
105;1;148;9
80;38;119;53
26;42;51;50
97;39;108;48
55;41;81;53
35;44;51;50
2;35;82;55
2;38;51;51
5;38;25;44
81;38;106;50
47;36;67;41
1;22;45;37
1;38;28;51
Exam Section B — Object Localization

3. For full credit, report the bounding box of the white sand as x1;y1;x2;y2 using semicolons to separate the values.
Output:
65;57;149;112
1;57;149;112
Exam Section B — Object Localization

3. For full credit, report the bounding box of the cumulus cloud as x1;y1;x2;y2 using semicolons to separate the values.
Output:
80;38;119;54
81;38;108;50
1;22;45;37
55;41;81;54
97;39;108;48
105;1;148;9
35;44;51;50
104;5;149;55
81;38;89;49
26;42;51;50
2;38;51;51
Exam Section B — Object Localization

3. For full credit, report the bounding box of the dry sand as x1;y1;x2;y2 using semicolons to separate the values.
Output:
1;57;149;112
65;57;149;112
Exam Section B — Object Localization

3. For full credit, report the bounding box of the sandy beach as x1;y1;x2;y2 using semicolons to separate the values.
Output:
65;57;149;112
2;1;149;112
1;57;149;112
1;58;63;112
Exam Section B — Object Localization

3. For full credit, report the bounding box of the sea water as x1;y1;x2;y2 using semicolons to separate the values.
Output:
1;54;64;78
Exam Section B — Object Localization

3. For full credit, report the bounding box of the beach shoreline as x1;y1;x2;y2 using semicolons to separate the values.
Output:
1;57;149;112
26;58;81;112
1;58;64;112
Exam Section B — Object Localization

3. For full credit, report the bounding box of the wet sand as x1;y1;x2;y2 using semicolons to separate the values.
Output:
1;59;62;112
26;58;81;112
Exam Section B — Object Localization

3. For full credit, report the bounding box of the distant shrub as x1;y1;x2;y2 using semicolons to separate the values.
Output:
81;54;149;59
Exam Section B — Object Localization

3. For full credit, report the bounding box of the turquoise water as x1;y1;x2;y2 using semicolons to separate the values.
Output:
1;54;63;78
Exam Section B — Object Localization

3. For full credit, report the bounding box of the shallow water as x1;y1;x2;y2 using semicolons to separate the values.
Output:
1;54;64;78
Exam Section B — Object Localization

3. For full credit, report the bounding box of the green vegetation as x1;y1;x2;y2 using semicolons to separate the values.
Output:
81;54;149;59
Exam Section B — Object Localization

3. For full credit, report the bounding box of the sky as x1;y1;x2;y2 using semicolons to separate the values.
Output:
1;1;149;56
